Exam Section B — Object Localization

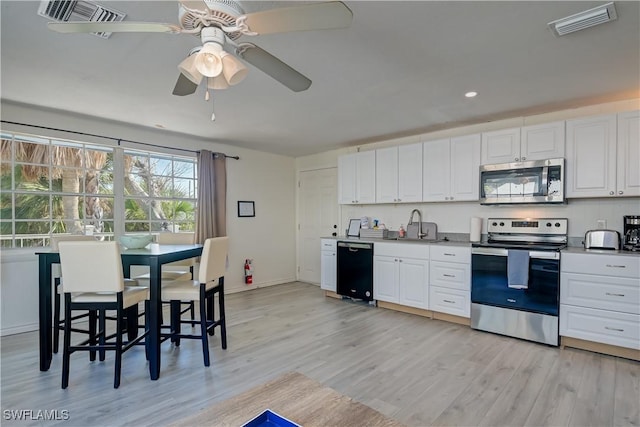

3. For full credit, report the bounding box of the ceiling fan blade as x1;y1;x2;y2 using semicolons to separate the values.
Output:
179;0;210;13
241;1;352;35
236;43;311;92
172;73;199;96
47;21;182;34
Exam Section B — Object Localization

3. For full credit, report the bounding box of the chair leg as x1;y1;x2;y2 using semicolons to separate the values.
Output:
190;301;195;322
98;310;107;362
89;310;97;362
207;294;215;336
144;301;150;361
170;300;181;346
61;295;72;389
125;305;139;341
199;295;210;367
114;304;123;389
218;279;227;350
53;281;61;354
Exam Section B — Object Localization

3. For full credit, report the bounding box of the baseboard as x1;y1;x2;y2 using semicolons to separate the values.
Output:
227;278;297;294
432;311;471;326
561;336;640;361
377;301;433;318
324;290;341;299
1;322;39;337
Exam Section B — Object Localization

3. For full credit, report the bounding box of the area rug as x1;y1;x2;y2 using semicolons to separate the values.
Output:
174;372;404;427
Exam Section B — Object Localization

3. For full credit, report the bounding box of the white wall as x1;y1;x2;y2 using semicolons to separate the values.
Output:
296;99;640;240
0;101;296;335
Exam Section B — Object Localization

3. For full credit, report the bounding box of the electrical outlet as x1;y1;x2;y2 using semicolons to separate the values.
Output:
597;220;607;229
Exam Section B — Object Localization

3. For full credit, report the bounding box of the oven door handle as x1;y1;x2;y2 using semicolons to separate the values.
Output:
471;247;560;260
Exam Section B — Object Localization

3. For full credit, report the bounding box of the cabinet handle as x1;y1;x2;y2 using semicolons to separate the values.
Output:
444;253;456;256
605;326;624;332
521;156;526;161
399;259;403;263
606;264;626;269
394;259;398;262
450;196;454;200
605;292;625;297
398;198;401;202
443;274;456;278
515;157;519;161
619;191;624;195
444;197;449;201
443;299;455;304
609;191;614;195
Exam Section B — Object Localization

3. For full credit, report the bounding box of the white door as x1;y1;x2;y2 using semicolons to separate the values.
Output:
450;134;481;201
338;154;356;204
356;151;376;203
423;138;450;202
298;168;338;284
375;147;399;203
521;121;565;161
481;127;521;164
617;110;640;197
398;142;423;202
320;250;337;291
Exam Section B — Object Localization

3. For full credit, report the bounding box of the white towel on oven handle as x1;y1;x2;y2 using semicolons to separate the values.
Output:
507;249;529;289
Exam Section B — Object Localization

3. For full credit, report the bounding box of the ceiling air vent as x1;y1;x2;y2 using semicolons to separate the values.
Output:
37;0;126;39
548;2;617;36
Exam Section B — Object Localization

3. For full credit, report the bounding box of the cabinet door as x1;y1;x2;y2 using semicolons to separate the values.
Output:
338;154;357;204
566;114;617;198
398;258;429;309
617;110;640;197
450;134;481;201
375;147;398;203
373;256;399;303
481;128;521;164
423;138;450;202
356;151;376;203
398;143;423;202
320;250;337;292
521;121;565;161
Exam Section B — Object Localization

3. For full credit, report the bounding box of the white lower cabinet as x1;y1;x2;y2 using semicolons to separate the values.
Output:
560;252;640;350
429;245;471;318
320;239;337;292
374;243;429;309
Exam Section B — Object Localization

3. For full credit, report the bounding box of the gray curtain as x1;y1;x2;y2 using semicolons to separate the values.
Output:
195;150;227;244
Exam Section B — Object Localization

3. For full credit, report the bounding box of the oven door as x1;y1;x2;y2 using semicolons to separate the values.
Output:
471;247;560;316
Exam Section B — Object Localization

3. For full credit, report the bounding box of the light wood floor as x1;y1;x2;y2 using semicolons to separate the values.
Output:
1;282;638;427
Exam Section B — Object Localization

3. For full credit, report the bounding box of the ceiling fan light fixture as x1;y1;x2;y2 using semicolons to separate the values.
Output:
220;51;248;85
195;42;223;77
178;53;203;85
207;75;230;90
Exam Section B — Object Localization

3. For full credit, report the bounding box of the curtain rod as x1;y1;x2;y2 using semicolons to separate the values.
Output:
0;120;240;160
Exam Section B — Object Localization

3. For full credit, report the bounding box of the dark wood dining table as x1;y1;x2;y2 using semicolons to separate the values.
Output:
36;243;203;380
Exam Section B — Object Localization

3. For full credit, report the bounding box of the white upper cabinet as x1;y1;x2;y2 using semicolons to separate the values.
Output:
338;151;376;204
617;110;640;197
521;121;565;161
566;114;617;198
481;127;521;164
375;143;423;203
481;122;565;165
423;134;481;202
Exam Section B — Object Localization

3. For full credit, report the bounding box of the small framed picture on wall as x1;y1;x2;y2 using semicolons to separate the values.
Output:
237;201;255;217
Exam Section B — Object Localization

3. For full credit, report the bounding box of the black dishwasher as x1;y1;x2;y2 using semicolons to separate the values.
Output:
337;241;374;301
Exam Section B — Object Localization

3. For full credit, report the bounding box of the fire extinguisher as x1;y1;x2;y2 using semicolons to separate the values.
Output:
244;259;253;285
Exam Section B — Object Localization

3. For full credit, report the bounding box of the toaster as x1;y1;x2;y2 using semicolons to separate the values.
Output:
584;230;620;250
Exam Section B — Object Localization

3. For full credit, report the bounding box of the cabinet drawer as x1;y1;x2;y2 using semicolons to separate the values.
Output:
430;245;471;263
560;304;640;350
562;252;640;278
321;239;337;250
429;286;470;318
375;242;429;259
561;272;640;314
430;261;470;291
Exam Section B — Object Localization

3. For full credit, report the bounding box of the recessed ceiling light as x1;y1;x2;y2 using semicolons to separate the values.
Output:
465;91;478;98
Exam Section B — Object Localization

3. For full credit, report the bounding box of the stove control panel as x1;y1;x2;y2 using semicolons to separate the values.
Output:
487;218;568;235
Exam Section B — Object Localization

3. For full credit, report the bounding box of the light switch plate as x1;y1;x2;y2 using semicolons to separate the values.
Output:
597;219;607;229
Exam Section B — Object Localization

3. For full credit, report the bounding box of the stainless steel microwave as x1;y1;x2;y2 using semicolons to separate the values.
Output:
479;158;565;205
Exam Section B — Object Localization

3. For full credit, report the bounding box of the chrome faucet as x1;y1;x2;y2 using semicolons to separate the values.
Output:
408;209;426;239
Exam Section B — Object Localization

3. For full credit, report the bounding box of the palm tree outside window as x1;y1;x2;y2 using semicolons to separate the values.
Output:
0;131;196;248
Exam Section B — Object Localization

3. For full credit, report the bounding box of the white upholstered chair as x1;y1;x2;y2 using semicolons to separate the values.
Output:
58;241;149;389
162;236;228;367
51;234;97;353
135;232;196;319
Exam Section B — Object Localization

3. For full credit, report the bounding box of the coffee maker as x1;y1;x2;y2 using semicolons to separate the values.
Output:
623;215;640;251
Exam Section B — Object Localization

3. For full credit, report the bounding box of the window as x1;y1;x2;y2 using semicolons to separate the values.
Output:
0;131;197;248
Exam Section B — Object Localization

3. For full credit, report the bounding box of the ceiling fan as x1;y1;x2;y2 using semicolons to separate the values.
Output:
47;1;353;99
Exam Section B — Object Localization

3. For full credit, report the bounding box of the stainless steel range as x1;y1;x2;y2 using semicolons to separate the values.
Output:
471;218;568;346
